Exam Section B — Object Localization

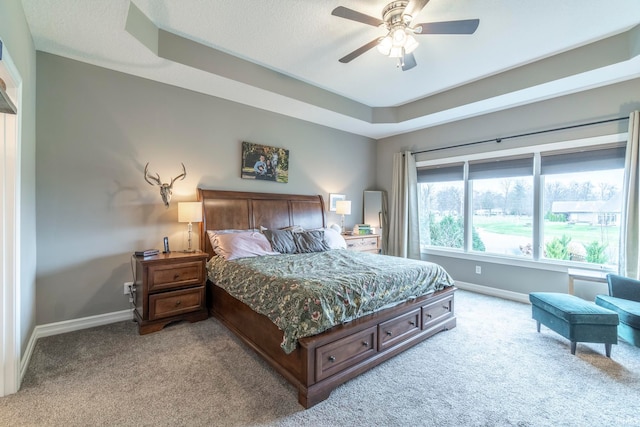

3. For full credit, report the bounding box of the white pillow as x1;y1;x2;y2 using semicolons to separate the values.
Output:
207;230;279;260
320;227;347;250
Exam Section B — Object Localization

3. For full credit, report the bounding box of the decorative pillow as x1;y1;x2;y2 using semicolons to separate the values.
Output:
263;229;297;254
293;230;330;253
207;230;279;260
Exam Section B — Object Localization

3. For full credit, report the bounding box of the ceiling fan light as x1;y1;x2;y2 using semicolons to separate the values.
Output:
391;27;406;45
377;36;392;55
404;34;418;54
389;45;404;58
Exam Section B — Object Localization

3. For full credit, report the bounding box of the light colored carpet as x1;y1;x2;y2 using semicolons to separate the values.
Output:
1;290;638;426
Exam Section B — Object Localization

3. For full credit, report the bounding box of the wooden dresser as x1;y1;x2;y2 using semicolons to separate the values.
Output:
133;251;209;334
343;234;380;254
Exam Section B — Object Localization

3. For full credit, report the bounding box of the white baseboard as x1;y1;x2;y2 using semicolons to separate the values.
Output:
20;309;133;381
455;281;530;304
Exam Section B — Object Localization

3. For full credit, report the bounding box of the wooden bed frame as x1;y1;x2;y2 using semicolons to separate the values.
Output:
198;188;456;408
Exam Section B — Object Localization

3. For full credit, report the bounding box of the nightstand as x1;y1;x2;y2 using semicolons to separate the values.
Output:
133;251;209;334
343;234;380;254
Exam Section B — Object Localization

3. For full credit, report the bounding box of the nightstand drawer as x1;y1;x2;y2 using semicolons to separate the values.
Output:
148;287;205;320
147;261;204;292
344;235;380;254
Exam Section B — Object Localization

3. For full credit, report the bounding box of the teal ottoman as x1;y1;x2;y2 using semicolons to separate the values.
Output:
529;292;619;357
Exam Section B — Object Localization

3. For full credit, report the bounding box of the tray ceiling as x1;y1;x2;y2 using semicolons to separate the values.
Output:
20;0;640;138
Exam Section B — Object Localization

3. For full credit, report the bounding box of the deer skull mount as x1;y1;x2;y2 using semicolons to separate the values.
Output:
144;162;186;207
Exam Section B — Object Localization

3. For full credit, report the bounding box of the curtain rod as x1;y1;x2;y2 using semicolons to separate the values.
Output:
411;116;630;156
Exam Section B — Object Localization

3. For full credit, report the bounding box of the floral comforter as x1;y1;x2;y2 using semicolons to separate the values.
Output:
206;250;454;354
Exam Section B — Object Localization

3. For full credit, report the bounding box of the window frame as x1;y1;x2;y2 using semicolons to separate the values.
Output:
415;133;628;271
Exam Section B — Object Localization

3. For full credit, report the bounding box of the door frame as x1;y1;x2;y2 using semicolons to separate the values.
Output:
0;39;22;397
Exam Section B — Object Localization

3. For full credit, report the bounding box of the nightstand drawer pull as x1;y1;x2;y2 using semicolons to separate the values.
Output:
409;321;416;326
362;341;369;347
173;273;180;280
175;300;181;306
328;356;336;362
386;330;392;336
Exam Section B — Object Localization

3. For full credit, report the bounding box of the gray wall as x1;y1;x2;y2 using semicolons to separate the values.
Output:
377;78;640;298
0;0;38;356
36;52;375;325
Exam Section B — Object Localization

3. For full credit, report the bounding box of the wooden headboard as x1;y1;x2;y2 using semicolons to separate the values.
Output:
197;189;326;258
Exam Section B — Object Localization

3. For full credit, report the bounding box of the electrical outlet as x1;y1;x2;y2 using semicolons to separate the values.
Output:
475;266;482;274
124;281;134;295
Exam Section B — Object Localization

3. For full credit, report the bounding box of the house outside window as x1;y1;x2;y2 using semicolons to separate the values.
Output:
541;146;625;266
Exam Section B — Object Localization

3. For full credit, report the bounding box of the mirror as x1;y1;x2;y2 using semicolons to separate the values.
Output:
363;190;388;253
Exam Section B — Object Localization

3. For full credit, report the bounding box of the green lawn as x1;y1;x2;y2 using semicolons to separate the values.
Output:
473;216;618;245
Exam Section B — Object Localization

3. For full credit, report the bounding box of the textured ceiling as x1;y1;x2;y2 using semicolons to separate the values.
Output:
20;0;640;138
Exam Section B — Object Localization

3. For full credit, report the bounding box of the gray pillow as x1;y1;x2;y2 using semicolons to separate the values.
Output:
263;229;297;254
293;230;330;253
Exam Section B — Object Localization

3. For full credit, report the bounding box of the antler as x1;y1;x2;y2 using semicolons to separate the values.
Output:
143;162;186;208
143;163;162;186
169;163;187;187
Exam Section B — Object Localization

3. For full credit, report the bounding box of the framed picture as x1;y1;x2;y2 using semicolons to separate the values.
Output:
329;193;345;211
241;141;290;183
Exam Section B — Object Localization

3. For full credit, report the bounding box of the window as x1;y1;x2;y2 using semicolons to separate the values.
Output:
417;164;464;250
541;146;625;267
417;141;626;269
469;156;533;257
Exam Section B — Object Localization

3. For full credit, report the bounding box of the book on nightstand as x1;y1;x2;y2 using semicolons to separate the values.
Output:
134;249;160;257
353;224;373;235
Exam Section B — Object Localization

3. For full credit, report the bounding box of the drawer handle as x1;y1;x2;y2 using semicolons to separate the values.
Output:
362;341;369;347
409;321;416;326
426;314;432;319
175;300;182;306
173;273;181;280
328;356;336;362
386;331;392;336
442;305;449;310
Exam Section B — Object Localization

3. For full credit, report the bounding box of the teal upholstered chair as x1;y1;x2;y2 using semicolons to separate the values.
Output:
595;274;640;347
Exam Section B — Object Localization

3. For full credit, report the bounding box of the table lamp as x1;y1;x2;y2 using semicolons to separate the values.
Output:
178;201;203;252
335;200;351;234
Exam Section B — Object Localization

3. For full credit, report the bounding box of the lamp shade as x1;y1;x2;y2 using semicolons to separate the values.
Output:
335;200;352;216
178;202;203;223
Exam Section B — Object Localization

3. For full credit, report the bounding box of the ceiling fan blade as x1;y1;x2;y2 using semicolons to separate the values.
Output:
401;53;417;71
338;38;380;63
403;0;430;22
415;19;480;35
331;6;384;27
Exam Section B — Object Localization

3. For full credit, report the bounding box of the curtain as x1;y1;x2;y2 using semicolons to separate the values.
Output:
388;151;420;259
620;111;640;279
380;190;389;255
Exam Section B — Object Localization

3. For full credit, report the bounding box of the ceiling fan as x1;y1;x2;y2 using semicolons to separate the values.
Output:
332;0;479;71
